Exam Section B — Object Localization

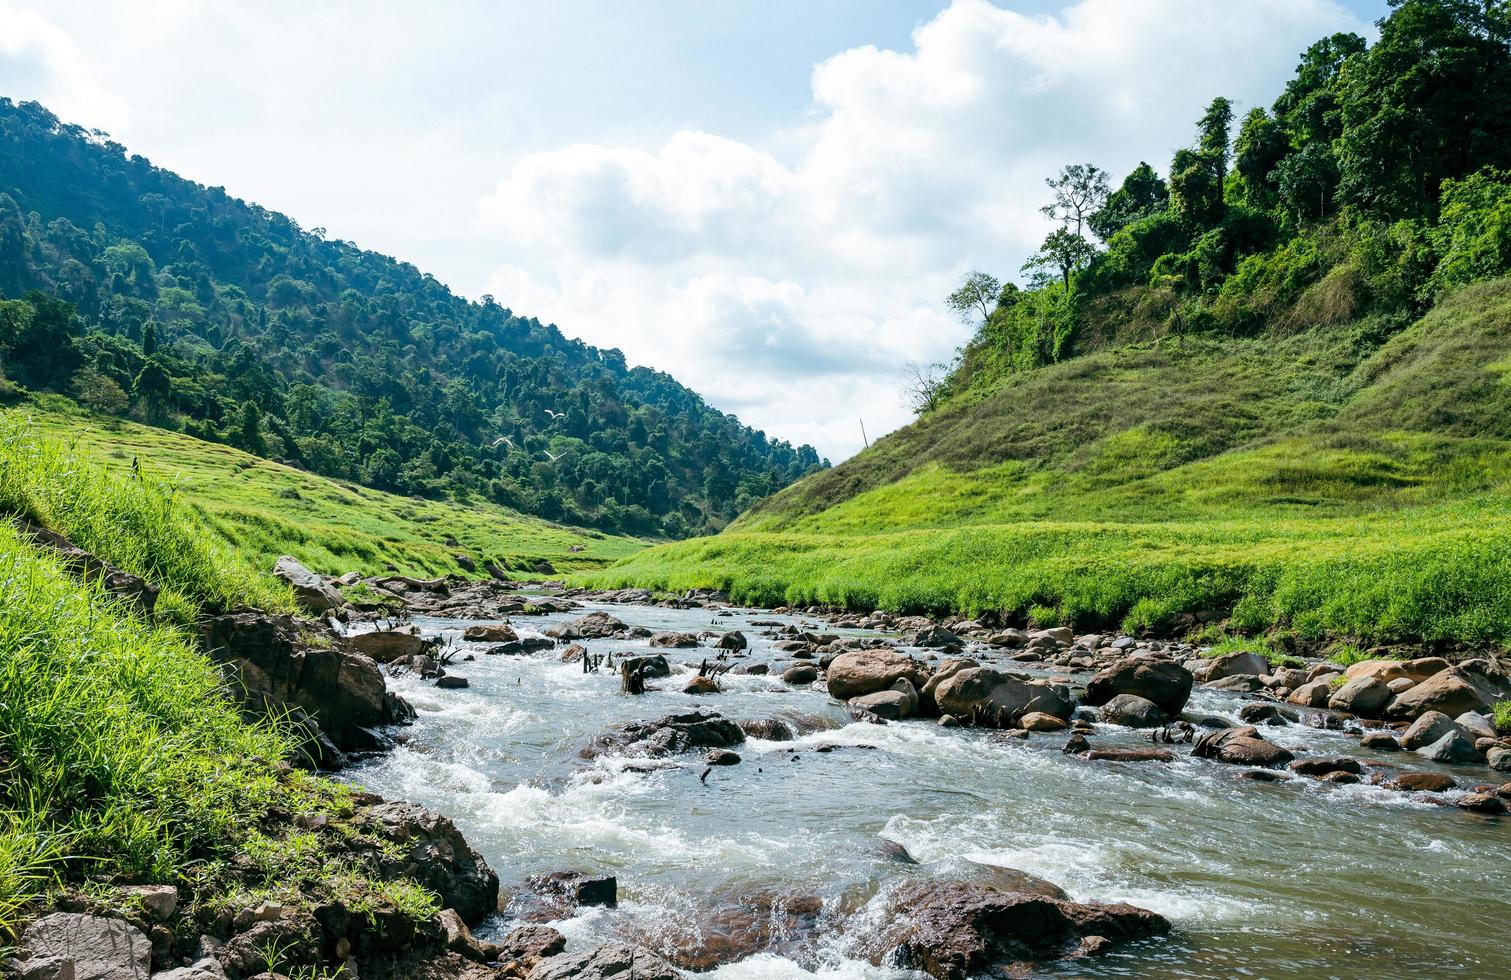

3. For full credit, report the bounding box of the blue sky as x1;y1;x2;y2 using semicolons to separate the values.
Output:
2;0;1388;459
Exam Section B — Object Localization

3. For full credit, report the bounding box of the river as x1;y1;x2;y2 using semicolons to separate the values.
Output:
343;601;1511;978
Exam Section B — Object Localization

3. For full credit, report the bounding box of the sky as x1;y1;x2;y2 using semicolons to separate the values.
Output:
1;0;1388;461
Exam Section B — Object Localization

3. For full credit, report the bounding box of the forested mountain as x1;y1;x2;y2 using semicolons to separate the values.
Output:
0;99;825;536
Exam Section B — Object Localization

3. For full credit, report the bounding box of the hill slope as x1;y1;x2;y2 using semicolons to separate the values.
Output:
587;279;1511;646
0;98;824;537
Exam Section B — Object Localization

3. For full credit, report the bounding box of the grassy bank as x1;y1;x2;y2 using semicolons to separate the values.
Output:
8;401;646;582
586;281;1511;647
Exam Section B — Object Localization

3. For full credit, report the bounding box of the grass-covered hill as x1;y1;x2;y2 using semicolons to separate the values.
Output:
587;2;1511;650
4;400;641;590
588;278;1511;646
0;98;825;538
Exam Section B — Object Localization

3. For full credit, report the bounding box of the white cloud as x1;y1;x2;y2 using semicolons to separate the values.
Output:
475;0;1365;460
0;1;130;130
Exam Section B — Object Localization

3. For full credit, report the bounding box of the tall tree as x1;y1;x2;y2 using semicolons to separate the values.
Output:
1089;162;1168;240
945;270;1002;324
1023;228;1097;290
1041;164;1111;238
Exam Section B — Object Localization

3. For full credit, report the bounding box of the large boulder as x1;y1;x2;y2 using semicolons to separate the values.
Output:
546;611;629;640
529;942;680;980
1328;676;1392;717
1344;657;1449;685
868;878;1169;980
1287;678;1334;708
590;710;745;758
1193;726;1295;768
1193;650;1268;682
364;800;500;926
1386;662;1511;720
1098;694;1169;728
1415;731;1483;764
201;613;411;762
918;658;979;717
1400;710;1467;751
344;629;429;664
18;912;150;980
1083;658;1192;716
826;649;930;701
932;668;1073;727
463;623;519;643
272;555;344;613
852;679;920;720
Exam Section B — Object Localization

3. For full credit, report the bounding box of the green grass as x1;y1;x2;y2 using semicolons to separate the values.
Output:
1494;700;1511;734
586;280;1511;647
9;401;647;583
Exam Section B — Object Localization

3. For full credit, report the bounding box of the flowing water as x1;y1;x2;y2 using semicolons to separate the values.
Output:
343;602;1511;979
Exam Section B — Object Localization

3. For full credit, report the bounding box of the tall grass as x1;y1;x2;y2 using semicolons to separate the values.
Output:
0;412;294;619
0;522;294;935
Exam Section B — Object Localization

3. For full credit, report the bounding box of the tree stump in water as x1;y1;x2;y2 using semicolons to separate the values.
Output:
621;659;647;694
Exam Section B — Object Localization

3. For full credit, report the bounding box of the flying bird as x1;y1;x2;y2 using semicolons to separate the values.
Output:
542;450;566;463
491;436;514;449
544;409;565;420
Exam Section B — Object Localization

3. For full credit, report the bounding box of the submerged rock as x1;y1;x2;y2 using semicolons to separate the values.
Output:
589;710;745;758
868;877;1170;980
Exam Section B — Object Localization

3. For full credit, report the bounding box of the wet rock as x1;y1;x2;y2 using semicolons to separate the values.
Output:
649;631;700;648
1488;747;1511;772
1455;792;1508;814
683;675;721;695
735;662;770;675
782;664;819;685
913;625;963;650
591;710;745;758
1455;711;1498;741
1415;731;1482;764
529;871;618;909
1084;658;1192;716
1384;772;1456;793
965;863;1070;900
1319;770;1361;784
1204;674;1266;693
529;942;679;980
1344;657;1450;685
1287;679;1335;708
869;877;1169;980
933;668;1073;727
706;749;741;766
851;679;918;721
437;907;500;963
365;800;500;925
345;629;429;664
918;658;980;717
546;612;630;641
18;913;149;980
618;654;671;679
1193;650;1269;681
1287;756;1362;777
880;841;919;864
1401;710;1467;751
1086;748;1175;762
463;623;519;643
1360;732;1401;751
1328;676;1392;717
1098;694;1168;728
1238;703;1287;726
826;649;930;700
273;555;345;613
715;631;747;652
487;637;555;656
1062;733;1091;755
498;925;566;968
1019;711;1068;732
1193;727;1294;768
1238;769;1289;782
436;675;470;689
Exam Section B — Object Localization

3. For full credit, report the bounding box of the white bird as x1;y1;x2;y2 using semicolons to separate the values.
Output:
491;436;514;449
544;409;565;420
542;450;566;463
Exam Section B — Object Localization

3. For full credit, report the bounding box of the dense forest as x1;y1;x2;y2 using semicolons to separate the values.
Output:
932;0;1510;404
0;100;825;537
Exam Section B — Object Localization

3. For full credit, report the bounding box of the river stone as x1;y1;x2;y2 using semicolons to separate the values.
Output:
1386;662;1511;720
1086;748;1175;762
500;926;567;967
1203;674;1265;693
918;658;980;716
1084;658;1192;716
1019;711;1068;732
850;689;915;720
1455;711;1498;741
715;631;747;651
826;649;930;700
1195;650;1269;681
1488;747;1511;772
592;710;745;758
1344;657;1450;684
1193;727;1294;768
1360;732;1401;751
463;623;518;643
1328;676;1392;716
1385;771;1456;792
272;556;344;613
782;664;819;685
1098;694;1168;728
1401;710;1465;751
1288;679;1334;708
546;611;629;640
1455;792;1508;814
649;631;700;648
20;913;150;980
914;625;963;650
435;675;469;689
1238;703;1288;726
345;629;428;663
529;942;680;980
964;863;1069;899
1287;756;1362;777
933;667;1073;727
488;637;555;655
871;877;1170;980
1415;731;1482;764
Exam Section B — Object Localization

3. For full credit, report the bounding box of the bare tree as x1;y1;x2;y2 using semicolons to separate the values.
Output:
902;361;948;415
1041;163;1111;238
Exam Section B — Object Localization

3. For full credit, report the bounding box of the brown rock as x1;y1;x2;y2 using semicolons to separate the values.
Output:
1384;772;1456;793
826;649;930;700
1084;658;1193;716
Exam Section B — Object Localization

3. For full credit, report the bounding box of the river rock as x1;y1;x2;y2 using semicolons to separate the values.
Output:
684;675;721;695
345;629;429;663
1415;731;1482;764
782;664;819;685
530;871;618;909
869;877;1169;979
1288;679;1334;708
1194;650;1269;681
488;636;555;655
851;689;914;720
1360;732;1401;751
918;658;979;716
1193;726;1294;768
1287;756;1362;777
498;925;566;968
437;907;500;963
272;555;345;613
1455;711;1498;741
529;942;680;980
649;631;700;648
826;649;930;700
591;710;745;758
1488;747;1511;772
1238;703;1288;725
964;864;1069;899
1344;657;1449;684
463;623;518;643
435;675;469;689
715;631;747;651
1020;711;1068;732
1386;662;1511;720
1455;792;1508;814
933;667;1073;727
1203;674;1265;693
547;611;629;640
1384;771;1456;792
1401;710;1466;751
365;800;500;925
913;625;963;650
17;913;150;980
1098;694;1168;728
1084;658;1192;716
1328;676;1392;717
1086;748;1175;762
